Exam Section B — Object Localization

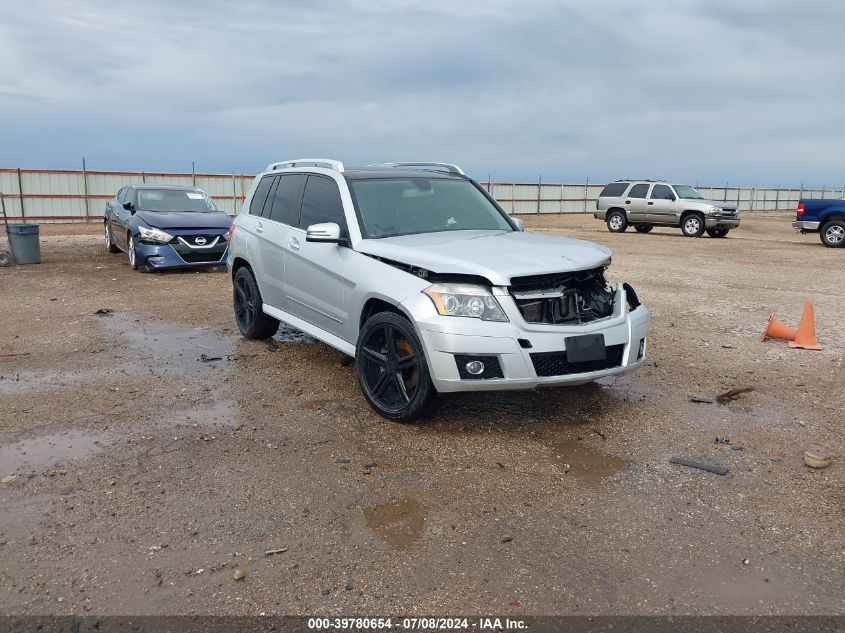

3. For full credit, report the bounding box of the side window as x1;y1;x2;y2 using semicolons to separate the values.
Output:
599;182;629;198
650;184;674;200
299;176;346;233
268;174;306;226
249;176;276;216
116;188;127;203
628;183;649;198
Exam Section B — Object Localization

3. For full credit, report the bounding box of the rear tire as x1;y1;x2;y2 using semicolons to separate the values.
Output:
681;213;705;237
634;224;653;233
233;267;279;339
706;227;730;238
606;211;628;233
355;311;436;422
820;220;845;248
105;222;119;253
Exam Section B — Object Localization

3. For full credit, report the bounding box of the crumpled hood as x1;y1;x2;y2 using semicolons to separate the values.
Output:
136;210;232;231
356;230;612;286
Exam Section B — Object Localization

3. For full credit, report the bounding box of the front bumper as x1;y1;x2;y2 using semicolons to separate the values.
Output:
403;284;650;393
135;238;228;270
792;220;820;232
705;215;740;229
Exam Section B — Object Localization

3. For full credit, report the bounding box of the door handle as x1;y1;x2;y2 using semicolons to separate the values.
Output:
647;201;654;205
288;236;300;251
625;200;631;204
255;222;264;234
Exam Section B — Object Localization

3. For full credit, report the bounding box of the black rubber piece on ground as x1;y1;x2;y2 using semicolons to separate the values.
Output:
669;457;729;476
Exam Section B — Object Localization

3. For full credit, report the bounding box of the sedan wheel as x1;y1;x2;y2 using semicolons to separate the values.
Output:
820;220;845;248
127;234;138;269
105;223;119;253
356;312;436;422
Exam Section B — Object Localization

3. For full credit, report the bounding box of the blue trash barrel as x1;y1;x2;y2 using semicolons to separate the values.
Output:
7;224;41;264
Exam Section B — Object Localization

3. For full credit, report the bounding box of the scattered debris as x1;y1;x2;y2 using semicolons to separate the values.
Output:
266;339;279;352
742;558;750;566
0;351;29;358
798;421;807;427
198;354;222;363
93;308;113;316
1;474;16;484
714;436;731;444
264;547;288;557
495;462;506;469
233;568;246;581
335;458;351;464
716;386;755;404
321;588;331;596
802;451;832;469
669;457;729;476
721;344;735;349
731;445;744;451
688;394;715;404
501;535;513;543
592;429;607;441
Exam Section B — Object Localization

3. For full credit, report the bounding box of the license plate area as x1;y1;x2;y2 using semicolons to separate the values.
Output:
565;334;606;363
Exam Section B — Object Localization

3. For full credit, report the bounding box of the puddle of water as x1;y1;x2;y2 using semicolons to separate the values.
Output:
0;429;110;473
100;314;235;372
274;324;312;344
363;498;425;549
545;436;627;482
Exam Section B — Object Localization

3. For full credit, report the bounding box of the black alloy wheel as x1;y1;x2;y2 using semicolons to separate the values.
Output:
233;267;279;339
355;312;436;422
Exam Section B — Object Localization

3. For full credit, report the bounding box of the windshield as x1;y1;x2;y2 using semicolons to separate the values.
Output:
349;178;514;238
136;189;218;213
672;184;705;200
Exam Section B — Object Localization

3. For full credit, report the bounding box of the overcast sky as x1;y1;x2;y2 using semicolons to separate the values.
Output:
1;0;843;185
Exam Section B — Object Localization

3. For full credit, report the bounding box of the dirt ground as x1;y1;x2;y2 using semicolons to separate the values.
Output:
0;213;842;616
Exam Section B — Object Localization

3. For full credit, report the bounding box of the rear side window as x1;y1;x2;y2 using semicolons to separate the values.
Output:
599;182;629;198
249;176;275;216
650;184;674;200
268;174;306;226
299;176;346;232
117;188;128;203
628;183;649;198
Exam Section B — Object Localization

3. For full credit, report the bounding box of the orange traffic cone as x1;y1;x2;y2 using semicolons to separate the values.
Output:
789;300;823;350
761;314;797;341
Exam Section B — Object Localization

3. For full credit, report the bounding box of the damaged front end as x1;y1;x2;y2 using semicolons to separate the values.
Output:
508;266;616;325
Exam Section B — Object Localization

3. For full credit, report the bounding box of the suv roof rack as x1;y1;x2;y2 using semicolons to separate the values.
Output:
266;158;345;172
616;178;665;183
368;162;466;176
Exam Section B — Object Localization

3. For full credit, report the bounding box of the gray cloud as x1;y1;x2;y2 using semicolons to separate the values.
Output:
0;0;842;185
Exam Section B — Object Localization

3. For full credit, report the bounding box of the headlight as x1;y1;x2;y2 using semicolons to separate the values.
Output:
138;225;174;243
422;284;508;322
708;205;722;213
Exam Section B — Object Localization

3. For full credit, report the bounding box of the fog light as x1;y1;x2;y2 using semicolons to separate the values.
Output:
465;360;485;375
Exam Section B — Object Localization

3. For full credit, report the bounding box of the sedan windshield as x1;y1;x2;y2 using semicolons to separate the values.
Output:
136;189;218;213
672;184;705;200
349;178;514;238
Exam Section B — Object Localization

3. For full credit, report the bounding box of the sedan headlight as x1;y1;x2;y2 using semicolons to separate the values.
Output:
423;283;508;322
138;225;174;243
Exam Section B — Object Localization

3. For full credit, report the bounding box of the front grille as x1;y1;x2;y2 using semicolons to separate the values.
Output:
509;267;615;325
171;236;227;264
530;344;624;377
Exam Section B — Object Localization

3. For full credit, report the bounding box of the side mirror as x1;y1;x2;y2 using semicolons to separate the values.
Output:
305;222;341;243
122;201;134;212
665;194;676;201
512;217;525;231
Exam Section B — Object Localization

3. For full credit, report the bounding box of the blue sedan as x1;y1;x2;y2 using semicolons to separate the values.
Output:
103;185;232;272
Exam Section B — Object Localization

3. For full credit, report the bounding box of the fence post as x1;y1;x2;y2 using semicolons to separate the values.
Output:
584;177;589;214
191;161;196;187
82;156;90;220
511;182;515;215
536;175;542;215
487;173;491;193
16;168;25;219
232;171;237;216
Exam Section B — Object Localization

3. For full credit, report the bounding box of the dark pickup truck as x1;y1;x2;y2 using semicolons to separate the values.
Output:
793;199;845;248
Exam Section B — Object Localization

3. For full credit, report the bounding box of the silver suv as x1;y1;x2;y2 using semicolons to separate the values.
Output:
227;159;650;421
594;180;740;238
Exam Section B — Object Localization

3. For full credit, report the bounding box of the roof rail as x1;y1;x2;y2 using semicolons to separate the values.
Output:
369;162;466;176
266;158;345;172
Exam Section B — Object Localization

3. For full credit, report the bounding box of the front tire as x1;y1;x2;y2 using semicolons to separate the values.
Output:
706;227;730;238
681;213;705;237
606;211;628;233
232;267;279;339
355;312;436;422
820;220;845;248
105;222;119;253
634;224;653;233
